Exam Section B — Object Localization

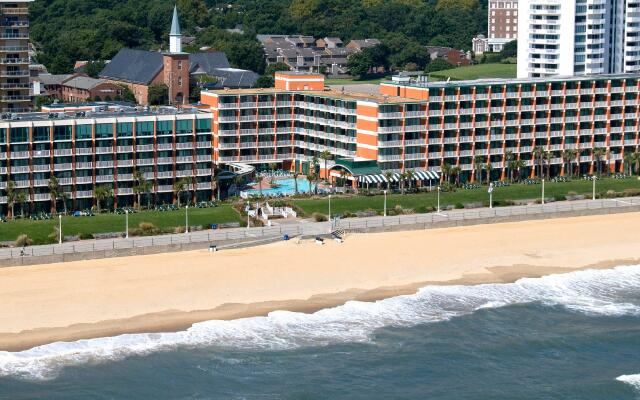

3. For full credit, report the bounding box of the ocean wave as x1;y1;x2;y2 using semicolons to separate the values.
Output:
617;374;640;392
1;265;639;381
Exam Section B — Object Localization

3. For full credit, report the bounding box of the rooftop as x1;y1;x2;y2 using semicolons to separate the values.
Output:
383;73;640;89
0;104;210;123
202;87;419;104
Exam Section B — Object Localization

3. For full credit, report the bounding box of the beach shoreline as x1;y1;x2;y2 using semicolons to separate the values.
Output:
1;213;640;352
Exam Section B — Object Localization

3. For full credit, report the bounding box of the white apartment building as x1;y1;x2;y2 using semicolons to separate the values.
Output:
518;0;640;78
488;0;519;52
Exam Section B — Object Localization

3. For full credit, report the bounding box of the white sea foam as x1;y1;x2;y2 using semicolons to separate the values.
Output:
1;265;639;381
617;374;640;392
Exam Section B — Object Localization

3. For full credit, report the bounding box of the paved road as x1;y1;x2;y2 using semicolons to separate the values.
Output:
1;196;639;261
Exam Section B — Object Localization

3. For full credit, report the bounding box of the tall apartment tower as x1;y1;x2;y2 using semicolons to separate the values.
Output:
518;0;640;78
0;0;33;113
488;0;519;52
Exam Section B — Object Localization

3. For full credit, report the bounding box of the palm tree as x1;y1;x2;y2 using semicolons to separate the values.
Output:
5;180;16;220
59;192;69;215
256;176;264;197
319;150;332;183
132;170;147;211
507;159;518;182
405;170;414;192
306;173;315;194
543;151;552;179
339;169;348;189
504;151;514;182
624;152;635;176
633;151;640;176
16;191;27;218
384;171;394;191
533;146;544;178
311;156;320;195
593;148;607;176
48;176;60;215
563;149;577;178
514;159;526;182
293;172;300;195
399;172;408;195
451;166;462;186
94;185;113;213
473;155;484;183
483;163;493;185
441;163;453;185
173;178;188;207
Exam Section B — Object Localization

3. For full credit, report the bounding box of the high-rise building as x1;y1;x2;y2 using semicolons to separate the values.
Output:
488;0;519;52
518;0;640;78
0;0;33;113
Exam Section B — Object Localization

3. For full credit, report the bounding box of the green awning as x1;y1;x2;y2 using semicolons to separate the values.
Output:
333;158;382;176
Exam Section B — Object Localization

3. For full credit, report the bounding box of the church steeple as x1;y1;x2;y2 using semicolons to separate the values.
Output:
169;5;182;53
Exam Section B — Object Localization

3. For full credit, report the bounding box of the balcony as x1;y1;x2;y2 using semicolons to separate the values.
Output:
0;70;28;77
197;169;212;176
54;163;72;171
0;57;28;65
0;33;28;39
157;143;173;151
96;161;114;168
176;156;193;163
76;162;93;169
0;95;29;102
117;174;133;181
117;146;133;153
176;170;192;178
0;7;29;15
157;171;173;179
76;191;93;198
76;176;92;184
32;164;50;172
96;147;114;154
76;147;92;155
176;142;194;150
136;144;154;152
54;149;73;156
96;175;113;183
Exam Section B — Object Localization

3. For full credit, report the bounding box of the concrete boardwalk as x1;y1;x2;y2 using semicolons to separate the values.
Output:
2;196;640;267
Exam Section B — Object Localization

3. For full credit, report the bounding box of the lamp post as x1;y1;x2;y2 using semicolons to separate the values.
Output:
185;205;189;233
58;214;62;244
592;176;596;200
488;182;494;209
541;179;545;205
328;195;332;220
437;186;441;213
125;209;129;239
383;190;387;217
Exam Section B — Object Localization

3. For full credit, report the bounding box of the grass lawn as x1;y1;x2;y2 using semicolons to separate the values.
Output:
0;205;242;245
292;178;640;216
429;63;517;81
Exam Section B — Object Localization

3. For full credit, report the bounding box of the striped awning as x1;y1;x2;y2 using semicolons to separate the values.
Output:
357;170;441;184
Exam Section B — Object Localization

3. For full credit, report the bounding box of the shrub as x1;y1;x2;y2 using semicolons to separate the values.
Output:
15;234;33;247
47;228;60;244
312;212;328;222
623;188;640;197
130;222;160;237
454;202;465;209
79;233;94;240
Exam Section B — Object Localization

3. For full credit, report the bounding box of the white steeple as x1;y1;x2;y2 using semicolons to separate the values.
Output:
169;5;182;53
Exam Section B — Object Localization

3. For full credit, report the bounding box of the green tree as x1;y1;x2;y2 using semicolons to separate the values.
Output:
347;51;374;78
173;177;189;207
5;180;16;220
425;58;453;74
94;185;113;213
148;84;168;106
48;176;60;215
84;60;106;78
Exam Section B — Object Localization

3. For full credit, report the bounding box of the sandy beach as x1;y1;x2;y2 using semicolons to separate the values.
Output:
1;212;639;351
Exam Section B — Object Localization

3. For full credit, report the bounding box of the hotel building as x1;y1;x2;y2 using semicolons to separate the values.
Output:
0;0;33;113
488;0;518;52
2;72;640;213
518;0;640;78
0;107;214;212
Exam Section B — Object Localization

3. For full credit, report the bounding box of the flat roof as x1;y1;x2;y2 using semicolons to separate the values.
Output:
0;107;211;123
382;73;640;90
203;88;421;104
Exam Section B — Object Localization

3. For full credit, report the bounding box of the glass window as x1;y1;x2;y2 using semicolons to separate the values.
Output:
117;122;133;138
10;127;28;143
136;121;154;137
96;123;113;139
176;120;193;133
76;124;93;140
157;120;173;135
0;128;5;144
54;125;72;141
33;126;51;142
196;118;211;133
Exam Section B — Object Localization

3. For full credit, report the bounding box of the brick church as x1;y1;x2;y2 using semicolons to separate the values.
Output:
100;6;258;106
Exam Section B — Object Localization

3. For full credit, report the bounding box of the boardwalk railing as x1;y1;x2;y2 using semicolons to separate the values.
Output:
1;196;640;262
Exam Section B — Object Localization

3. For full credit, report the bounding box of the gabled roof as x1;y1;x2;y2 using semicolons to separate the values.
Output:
209;68;259;89
99;48;163;85
38;74;74;86
188;52;231;75
63;76;109;91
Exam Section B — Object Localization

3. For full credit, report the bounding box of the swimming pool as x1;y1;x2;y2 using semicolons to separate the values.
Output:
245;178;316;197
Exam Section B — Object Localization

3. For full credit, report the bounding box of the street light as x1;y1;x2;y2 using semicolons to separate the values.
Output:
328;195;332;220
185;205;189;233
592;176;597;200
383;190;387;217
58;214;62;244
437;186;441;213
125;209;129;239
541;179;545;205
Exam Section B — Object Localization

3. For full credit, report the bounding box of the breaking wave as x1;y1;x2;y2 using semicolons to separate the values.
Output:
1;265;639;381
618;374;640;392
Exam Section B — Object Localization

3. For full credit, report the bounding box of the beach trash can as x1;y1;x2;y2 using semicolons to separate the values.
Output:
210;224;218;230
209;245;217;252
283;234;289;241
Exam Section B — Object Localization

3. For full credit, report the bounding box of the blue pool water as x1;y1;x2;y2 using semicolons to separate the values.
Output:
1;266;639;399
246;178;315;196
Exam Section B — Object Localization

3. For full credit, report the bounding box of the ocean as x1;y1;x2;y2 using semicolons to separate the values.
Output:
0;265;639;399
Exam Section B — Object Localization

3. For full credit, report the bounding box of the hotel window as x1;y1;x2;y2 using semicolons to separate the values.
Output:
95;123;113;139
0;128;5;145
9;127;28;143
176;119;193;134
178;61;182;70
196;118;212;133
136;121;154;137
75;124;92;140
117;122;133;138
33;126;51;142
54;125;72;141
